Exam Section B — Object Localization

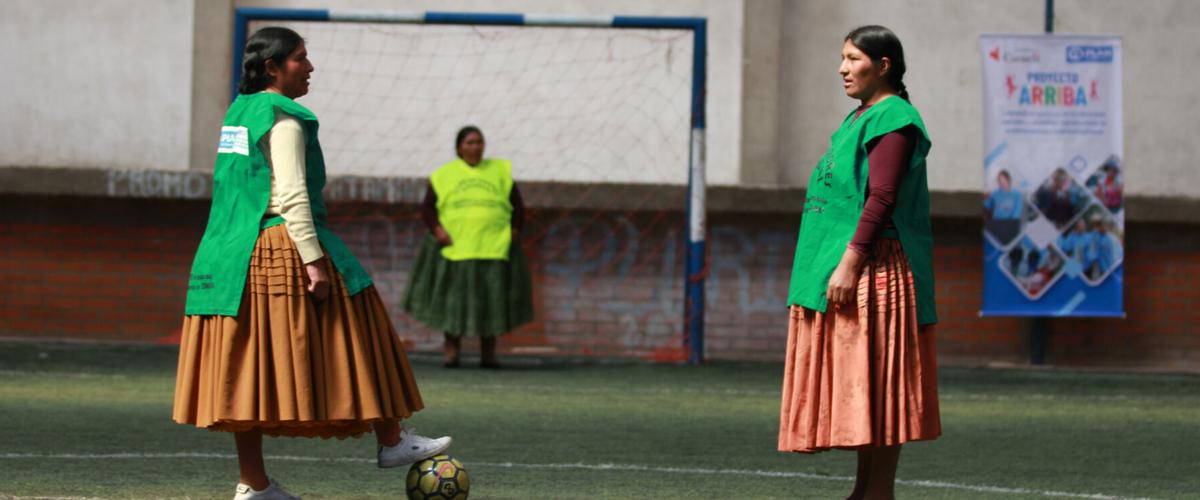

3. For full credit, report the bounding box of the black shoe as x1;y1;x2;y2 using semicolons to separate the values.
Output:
480;360;501;370
443;359;461;368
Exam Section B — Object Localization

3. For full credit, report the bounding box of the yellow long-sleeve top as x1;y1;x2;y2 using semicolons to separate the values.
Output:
263;111;324;263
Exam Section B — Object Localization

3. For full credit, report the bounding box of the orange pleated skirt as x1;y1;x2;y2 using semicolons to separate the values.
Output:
779;239;940;453
173;225;424;439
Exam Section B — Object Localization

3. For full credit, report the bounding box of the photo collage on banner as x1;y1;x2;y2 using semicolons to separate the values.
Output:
979;35;1124;316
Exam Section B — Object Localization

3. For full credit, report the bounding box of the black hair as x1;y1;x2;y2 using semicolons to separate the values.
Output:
1008;246;1024;269
455;125;484;151
845;25;909;101
238;27;304;95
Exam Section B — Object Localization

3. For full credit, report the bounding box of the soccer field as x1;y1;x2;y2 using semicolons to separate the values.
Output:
0;341;1196;499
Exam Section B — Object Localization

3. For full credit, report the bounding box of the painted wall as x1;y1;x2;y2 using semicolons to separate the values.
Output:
0;0;195;170
1;0;748;185
1051;0;1198;198
3;0;1200;195
777;0;1200;199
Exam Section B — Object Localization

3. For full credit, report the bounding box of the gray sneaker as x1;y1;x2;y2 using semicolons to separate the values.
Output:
377;427;453;468
233;478;300;500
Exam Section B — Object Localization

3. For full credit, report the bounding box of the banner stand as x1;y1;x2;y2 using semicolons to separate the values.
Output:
981;1;1125;363
1028;0;1053;366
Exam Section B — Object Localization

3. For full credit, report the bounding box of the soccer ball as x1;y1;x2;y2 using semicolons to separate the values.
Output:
406;454;470;500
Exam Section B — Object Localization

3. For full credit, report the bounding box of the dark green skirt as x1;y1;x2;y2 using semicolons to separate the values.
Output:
402;235;534;337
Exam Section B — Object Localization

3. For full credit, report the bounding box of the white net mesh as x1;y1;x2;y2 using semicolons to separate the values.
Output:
244;19;698;360
250;20;693;184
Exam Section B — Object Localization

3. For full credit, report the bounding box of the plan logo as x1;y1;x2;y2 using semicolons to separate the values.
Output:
1066;45;1114;63
218;126;250;156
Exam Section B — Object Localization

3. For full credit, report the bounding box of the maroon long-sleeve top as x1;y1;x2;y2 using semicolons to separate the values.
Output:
847;104;919;255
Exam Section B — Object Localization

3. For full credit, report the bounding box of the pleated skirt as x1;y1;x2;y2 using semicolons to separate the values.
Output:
173;225;424;439
402;235;534;337
778;239;940;453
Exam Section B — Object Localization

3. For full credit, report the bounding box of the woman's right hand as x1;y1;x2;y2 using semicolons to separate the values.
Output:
826;263;860;306
305;261;330;301
434;226;454;247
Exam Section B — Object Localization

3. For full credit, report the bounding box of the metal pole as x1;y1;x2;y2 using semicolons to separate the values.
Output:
684;20;707;365
1045;0;1055;33
1028;0;1054;366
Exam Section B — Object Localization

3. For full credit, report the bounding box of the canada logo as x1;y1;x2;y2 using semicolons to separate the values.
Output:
989;46;1001;61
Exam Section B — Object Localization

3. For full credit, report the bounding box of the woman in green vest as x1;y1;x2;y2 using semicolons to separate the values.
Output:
778;26;941;500
172;27;450;499
403;126;534;369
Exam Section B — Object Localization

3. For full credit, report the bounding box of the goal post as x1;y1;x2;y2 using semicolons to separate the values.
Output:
231;8;707;364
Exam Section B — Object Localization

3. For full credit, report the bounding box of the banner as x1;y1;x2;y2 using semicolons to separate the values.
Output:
979;34;1124;317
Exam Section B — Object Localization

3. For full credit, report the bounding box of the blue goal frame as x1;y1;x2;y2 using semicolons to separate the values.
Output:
232;8;708;364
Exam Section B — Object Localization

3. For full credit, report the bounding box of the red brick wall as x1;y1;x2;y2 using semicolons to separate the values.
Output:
1;198;203;343
2;195;1197;371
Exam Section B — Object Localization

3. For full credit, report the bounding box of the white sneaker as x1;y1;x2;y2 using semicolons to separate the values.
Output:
233;478;300;500
377;427;453;468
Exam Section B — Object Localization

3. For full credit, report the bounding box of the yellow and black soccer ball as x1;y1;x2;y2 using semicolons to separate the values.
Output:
406;454;470;500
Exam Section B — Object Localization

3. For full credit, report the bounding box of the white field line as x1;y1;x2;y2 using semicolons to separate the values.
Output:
0;370;1181;403
0;452;1152;500
0;370;129;380
1;371;1192;403
426;382;1183;403
0;496;105;500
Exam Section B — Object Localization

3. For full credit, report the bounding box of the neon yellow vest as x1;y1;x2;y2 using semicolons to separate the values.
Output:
430;158;514;261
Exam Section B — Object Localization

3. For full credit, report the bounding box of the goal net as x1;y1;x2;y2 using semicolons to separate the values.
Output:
241;11;703;362
247;19;693;184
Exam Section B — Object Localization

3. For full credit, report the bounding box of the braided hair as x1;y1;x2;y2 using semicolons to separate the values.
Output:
237;27;304;95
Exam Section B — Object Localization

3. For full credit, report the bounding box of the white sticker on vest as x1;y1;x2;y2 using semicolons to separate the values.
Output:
217;126;250;156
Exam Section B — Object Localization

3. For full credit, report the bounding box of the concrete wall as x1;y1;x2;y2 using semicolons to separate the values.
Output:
780;0;1044;192
4;0;1200;197
0;0;195;170
1052;0;1198;197
777;0;1200;199
2;0;750;185
189;2;234;175
739;0;783;186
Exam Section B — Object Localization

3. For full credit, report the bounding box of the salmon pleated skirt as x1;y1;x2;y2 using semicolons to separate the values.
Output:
779;239;940;453
173;225;424;439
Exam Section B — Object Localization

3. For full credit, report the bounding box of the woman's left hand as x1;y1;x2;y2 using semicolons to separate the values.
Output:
826;248;866;306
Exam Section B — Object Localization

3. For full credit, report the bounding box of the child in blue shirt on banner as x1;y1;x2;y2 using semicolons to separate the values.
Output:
984;170;1024;244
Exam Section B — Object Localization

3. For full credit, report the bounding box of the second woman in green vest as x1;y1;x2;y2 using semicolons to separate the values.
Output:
778;25;941;500
404;126;534;369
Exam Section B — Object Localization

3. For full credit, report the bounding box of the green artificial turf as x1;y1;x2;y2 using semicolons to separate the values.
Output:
0;341;1196;499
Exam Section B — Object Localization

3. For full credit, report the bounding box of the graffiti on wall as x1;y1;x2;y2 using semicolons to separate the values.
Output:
106;170;209;199
103;169;426;205
326;207;795;357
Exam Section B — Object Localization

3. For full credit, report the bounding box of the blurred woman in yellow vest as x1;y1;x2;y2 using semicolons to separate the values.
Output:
404;126;534;369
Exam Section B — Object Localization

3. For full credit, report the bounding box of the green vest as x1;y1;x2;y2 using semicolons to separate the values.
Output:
787;96;938;325
430;158;514;261
184;92;373;316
